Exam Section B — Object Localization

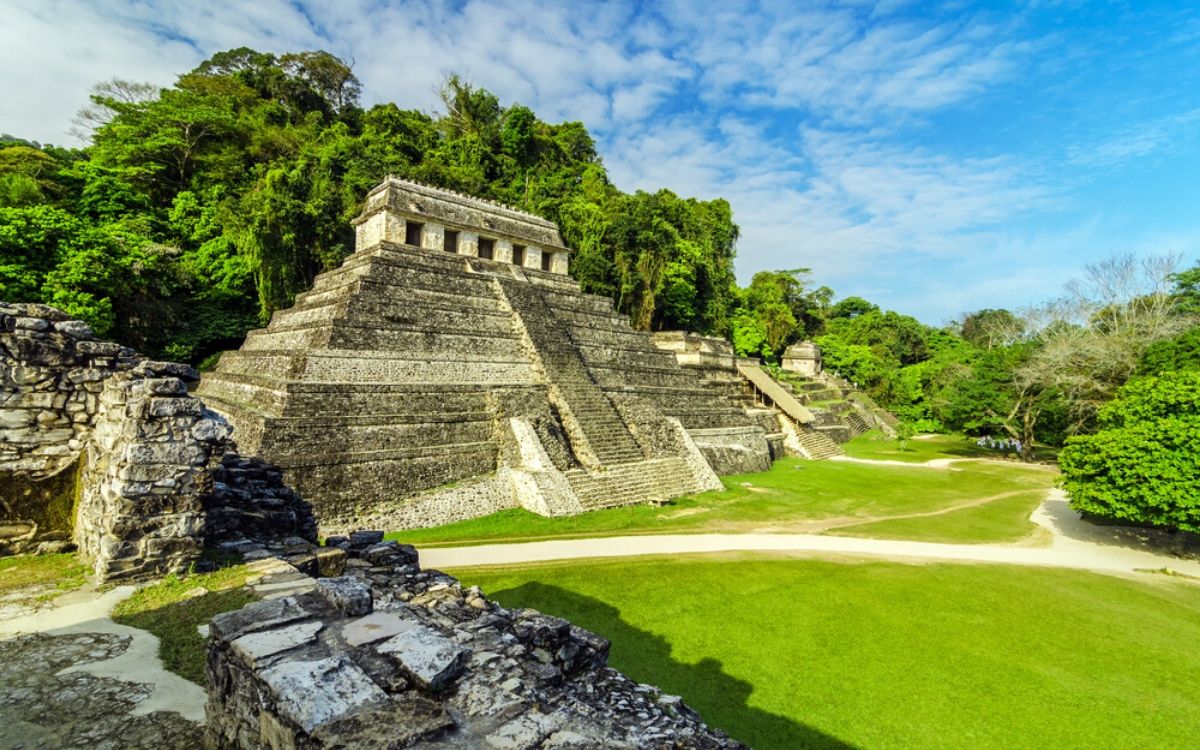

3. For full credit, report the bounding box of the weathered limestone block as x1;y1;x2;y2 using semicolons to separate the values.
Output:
204;537;745;749
494;237;514;263
315;576;372;617
376;625;471;691
689;426;774;475
419;222;444;252
231;621;325;668
259;655;388;733
458;230;479;257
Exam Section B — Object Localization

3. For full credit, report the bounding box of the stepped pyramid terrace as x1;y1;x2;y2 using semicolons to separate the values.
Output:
198;178;788;531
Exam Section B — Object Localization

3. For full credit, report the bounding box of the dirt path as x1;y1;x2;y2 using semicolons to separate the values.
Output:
829;454;1057;472
422;489;1200;579
829;455;957;469
815;489;1042;532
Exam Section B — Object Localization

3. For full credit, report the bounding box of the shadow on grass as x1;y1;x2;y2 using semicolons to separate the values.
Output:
113;586;255;684
1039;495;1200;561
486;581;857;750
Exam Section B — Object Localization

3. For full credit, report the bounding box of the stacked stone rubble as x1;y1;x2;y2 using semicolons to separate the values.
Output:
202;453;320;551
205;533;744;749
73;358;231;579
0;303;234;578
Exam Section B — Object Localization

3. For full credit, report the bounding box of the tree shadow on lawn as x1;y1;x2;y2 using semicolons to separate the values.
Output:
1039;495;1200;561
487;581;858;750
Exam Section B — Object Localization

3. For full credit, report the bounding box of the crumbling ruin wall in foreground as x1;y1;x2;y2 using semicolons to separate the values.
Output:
205;532;744;749
0;302;234;579
0;302;317;580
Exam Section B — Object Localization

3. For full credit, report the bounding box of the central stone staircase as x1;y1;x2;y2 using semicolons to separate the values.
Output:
495;276;645;468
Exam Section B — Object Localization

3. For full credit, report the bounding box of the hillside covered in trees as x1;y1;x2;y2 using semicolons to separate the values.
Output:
3;48;1198;533
1;48;740;364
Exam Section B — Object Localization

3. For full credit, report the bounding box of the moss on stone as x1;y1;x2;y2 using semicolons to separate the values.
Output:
0;454;84;539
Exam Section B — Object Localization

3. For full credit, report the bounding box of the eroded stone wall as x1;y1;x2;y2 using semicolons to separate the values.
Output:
0;302;235;579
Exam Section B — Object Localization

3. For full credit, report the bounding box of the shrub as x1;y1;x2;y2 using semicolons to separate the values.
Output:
1059;372;1200;532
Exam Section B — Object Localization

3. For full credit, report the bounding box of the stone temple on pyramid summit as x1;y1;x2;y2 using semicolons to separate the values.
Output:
197;178;882;532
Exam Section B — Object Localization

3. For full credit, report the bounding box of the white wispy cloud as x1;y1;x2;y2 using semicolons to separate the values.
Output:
1066;108;1200;171
1;0;1197;322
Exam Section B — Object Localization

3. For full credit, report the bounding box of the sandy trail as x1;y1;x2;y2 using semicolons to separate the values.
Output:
423;489;1200;579
0;584;206;722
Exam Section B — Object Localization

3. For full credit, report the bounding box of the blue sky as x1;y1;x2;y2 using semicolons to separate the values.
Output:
2;0;1198;323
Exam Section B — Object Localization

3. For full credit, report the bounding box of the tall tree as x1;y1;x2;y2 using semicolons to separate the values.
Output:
1018;253;1194;434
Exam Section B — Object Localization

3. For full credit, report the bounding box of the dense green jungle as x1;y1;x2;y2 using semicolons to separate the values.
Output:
2;48;1197;532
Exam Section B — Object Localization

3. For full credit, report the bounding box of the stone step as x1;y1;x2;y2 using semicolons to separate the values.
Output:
261;420;494;455
268;439;498;469
564;457;700;509
498;277;645;467
793;427;843;459
196;372;290;416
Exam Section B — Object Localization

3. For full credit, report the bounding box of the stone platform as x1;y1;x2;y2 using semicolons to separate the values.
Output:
205;534;744;749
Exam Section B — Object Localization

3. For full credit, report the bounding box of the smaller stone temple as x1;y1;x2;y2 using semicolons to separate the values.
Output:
782;341;822;377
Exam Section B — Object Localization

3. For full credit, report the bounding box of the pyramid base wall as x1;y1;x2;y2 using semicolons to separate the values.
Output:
689;426;774;475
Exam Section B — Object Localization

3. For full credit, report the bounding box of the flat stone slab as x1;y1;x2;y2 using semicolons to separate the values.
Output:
376;626;471;691
486;710;564;750
311;694;455;747
209;596;310;641
256;578;319;600
259;656;386;733
231;621;323;668
342;611;420;647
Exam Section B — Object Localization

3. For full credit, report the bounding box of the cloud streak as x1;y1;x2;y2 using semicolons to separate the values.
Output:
2;0;1197;322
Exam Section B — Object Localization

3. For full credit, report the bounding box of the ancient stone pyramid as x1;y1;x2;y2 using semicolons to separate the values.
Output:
198;179;777;531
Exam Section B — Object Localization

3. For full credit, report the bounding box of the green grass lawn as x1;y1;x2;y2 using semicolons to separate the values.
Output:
0;553;88;601
455;555;1200;750
112;562;257;684
829;489;1052;544
392;435;1056;547
844;432;1059;464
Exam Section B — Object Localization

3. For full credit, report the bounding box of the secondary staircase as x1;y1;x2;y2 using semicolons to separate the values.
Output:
731;362;849;460
564;457;701;511
792;427;844;460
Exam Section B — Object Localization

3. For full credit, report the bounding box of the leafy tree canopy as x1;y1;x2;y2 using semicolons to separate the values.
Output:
1;49;741;361
1059;371;1200;532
